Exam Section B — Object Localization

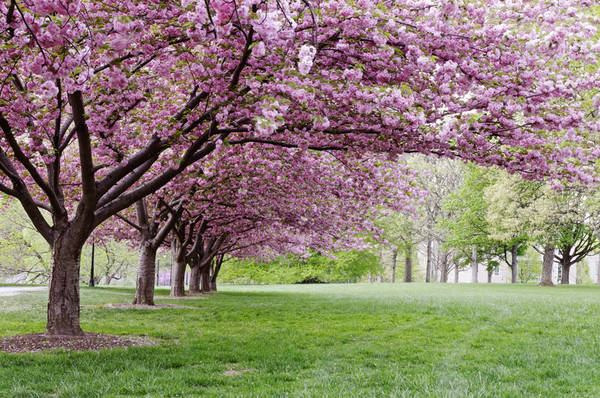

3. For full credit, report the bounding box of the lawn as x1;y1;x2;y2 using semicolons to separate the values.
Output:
1;283;599;397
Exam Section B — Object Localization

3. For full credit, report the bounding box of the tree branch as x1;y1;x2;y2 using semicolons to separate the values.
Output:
0;114;63;214
68;91;97;222
115;212;142;232
97;156;157;208
228;137;346;151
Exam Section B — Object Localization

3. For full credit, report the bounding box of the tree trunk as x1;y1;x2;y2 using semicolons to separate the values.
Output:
440;263;448;283
440;253;448;283
471;248;478;283
454;262;459;283
210;256;223;292
391;249;397;283
404;246;412;283
132;242;157;305
539;245;554;286
200;266;211;293
487;269;492;283
171;257;186;296
425;237;432;283
511;244;518;284
189;265;201;294
46;231;84;336
561;261;571;285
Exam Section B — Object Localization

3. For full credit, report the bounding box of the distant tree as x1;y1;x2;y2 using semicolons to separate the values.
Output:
518;247;542;284
218;250;379;284
81;240;137;286
440;165;499;283
0;201;50;282
375;212;420;283
407;156;463;282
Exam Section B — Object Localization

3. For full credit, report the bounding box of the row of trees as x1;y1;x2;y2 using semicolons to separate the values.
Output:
376;159;600;286
1;1;599;336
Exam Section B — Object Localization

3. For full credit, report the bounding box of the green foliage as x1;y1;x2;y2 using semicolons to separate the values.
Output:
518;247;542;283
0;202;51;283
0;200;137;285
576;259;594;285
219;250;380;284
440;164;503;259
81;241;138;286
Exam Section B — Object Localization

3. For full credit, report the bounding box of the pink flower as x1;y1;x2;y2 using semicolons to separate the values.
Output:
298;45;316;75
108;69;128;90
111;36;130;52
254;41;266;58
39;80;59;99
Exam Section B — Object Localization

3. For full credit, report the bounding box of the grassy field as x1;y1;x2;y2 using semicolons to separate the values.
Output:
1;283;600;397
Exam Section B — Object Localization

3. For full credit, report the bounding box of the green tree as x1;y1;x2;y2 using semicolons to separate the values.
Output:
218;250;380;284
0;201;51;283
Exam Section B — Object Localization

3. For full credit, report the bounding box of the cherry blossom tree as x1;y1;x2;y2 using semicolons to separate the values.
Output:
136;145;416;300
1;0;599;335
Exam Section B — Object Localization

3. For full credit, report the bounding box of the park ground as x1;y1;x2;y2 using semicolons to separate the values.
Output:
1;283;599;397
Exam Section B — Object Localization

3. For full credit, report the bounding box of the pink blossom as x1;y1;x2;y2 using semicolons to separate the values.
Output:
39;80;58;98
110;36;130;52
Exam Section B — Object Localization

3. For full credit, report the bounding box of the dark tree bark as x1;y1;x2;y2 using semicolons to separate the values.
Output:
189;264;201;294
511;244;519;284
170;237;187;297
425;237;432;283
200;266;211;293
487;268;492;283
133;241;158;305
132;198;180;304
171;257;187;296
539;245;555;286
404;245;412;283
210;254;224;291
46;229;85;336
391;249;397;283
561;257;571;285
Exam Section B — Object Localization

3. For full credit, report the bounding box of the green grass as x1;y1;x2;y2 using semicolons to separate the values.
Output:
1;283;600;397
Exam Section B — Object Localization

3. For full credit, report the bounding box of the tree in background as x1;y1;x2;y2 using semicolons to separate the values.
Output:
484;172;541;283
440;165;499;282
408;156;464;283
518;247;543;284
218;251;379;285
375;211;420;283
0;201;50;283
81;240;137;286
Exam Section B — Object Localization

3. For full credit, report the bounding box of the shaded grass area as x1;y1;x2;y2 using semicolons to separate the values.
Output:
1;283;600;397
